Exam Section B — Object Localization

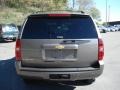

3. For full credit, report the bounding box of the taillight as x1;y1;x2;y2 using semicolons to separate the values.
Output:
98;38;104;60
48;14;71;17
15;39;21;61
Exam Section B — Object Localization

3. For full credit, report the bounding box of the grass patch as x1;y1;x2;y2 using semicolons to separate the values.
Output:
0;7;30;25
0;6;47;25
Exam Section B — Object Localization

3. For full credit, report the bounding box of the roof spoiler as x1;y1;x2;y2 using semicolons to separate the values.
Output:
32;10;85;15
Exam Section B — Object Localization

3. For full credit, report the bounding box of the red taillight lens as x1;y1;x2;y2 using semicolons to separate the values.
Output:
15;39;21;61
48;14;71;17
98;38;104;60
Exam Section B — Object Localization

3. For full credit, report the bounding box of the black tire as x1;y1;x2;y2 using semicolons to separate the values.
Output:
0;38;5;42
76;79;95;85
83;79;95;84
13;38;16;41
103;30;106;33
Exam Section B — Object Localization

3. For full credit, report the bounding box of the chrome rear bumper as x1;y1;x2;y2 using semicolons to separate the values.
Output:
15;61;104;81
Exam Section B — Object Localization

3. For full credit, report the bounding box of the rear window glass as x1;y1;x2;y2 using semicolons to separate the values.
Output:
22;16;98;39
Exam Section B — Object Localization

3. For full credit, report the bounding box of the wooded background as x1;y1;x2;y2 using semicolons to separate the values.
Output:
0;0;101;24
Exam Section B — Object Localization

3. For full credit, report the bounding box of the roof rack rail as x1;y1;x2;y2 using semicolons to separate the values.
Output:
32;10;85;14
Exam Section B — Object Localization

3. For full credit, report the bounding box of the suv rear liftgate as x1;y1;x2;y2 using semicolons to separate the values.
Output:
15;12;104;81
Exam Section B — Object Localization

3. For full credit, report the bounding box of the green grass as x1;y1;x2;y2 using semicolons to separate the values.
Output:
0;5;67;25
0;7;32;25
0;0;68;25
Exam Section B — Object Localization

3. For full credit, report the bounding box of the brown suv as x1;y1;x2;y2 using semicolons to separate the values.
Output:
15;11;104;82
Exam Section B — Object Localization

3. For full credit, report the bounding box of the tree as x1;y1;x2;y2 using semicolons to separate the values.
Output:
0;0;67;10
88;7;101;20
0;0;5;6
77;0;94;11
76;0;101;20
51;0;67;10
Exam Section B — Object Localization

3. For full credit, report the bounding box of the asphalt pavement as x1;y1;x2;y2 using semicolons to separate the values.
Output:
0;32;120;90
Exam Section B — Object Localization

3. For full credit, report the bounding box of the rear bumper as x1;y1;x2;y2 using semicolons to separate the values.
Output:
15;61;104;81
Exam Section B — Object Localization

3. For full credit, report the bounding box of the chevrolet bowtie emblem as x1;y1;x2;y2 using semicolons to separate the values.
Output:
55;45;64;49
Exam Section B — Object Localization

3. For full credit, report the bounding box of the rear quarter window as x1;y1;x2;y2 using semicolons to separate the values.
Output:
22;15;98;39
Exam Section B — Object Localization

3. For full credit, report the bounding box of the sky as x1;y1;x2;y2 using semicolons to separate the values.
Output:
94;0;120;22
69;0;120;22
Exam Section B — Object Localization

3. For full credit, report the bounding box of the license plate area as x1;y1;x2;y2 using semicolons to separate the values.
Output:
49;74;70;79
44;49;77;61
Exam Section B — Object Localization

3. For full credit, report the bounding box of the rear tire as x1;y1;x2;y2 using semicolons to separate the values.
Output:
76;79;95;85
103;30;106;33
13;38;16;41
83;79;95;83
0;38;5;42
